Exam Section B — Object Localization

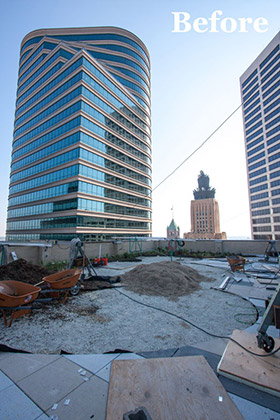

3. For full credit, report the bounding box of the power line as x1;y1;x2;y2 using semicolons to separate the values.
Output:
152;102;243;193
113;287;280;358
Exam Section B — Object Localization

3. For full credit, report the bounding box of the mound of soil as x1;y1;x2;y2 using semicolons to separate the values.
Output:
0;259;52;285
122;261;213;301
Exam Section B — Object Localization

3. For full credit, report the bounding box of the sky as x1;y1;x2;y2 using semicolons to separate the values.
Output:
0;0;279;239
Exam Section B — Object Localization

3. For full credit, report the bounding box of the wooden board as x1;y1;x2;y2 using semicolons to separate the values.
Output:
217;329;280;397
257;278;279;285
106;355;244;420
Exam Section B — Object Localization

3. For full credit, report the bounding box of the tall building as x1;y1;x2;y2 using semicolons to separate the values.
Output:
6;27;152;241
184;171;226;239
240;32;280;240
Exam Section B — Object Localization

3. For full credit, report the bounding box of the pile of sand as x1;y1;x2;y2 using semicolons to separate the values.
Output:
122;261;213;301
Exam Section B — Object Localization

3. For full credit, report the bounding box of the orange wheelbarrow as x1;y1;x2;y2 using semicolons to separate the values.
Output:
42;268;81;303
226;256;246;272
0;281;41;327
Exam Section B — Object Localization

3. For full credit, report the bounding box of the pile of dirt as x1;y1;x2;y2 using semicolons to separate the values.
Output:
122;261;213;301
0;259;52;285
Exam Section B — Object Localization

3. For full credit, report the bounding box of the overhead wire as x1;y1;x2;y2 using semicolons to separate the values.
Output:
152;102;243;193
81;101;244;233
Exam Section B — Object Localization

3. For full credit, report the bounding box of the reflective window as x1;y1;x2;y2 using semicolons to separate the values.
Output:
13;115;81;150
265;98;280;115
12;119;80;161
266;116;280;130
250;183;268;194
262;72;280;92
270;160;280;171
14;87;82;138
260;52;280;76
269;151;280;163
264;89;280;107
91;44;148;70
18;53;48;85
267;133;280;147
112;74;150;103
18;50;73;95
260;45;280;69
247;143;264;157
10;148;79;183
245;106;261;123
242;69;257;89
20;36;43;54
252;208;270;216
272;188;280;196
249;175;267;185
243;84;259;102
261;62;280;84
246;128;263;142
270;170;280;179
46;33;149;62
109;65;149;89
244;98;260;115
19;42;57;75
262;80;280;99
88;50;148;81
251;200;269;208
9;165;79;194
7;216;150;231
271;178;280;187
245;120;262;136
16;58;83;117
244;92;259;109
250;192;268;201
249;159;266;172
265;106;280;123
81;85;149;143
17;62;67;105
83;58;149;119
247;136;263;150
267;125;280;138
268;142;280;155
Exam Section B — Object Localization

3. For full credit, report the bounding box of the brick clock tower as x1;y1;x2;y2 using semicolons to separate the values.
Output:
184;171;226;240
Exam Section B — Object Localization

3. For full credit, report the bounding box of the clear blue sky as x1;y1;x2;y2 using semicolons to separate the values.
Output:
1;0;279;239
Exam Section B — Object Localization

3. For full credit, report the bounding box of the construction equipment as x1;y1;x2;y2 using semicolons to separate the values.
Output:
257;282;280;352
68;238;118;284
226;256;246;272
264;240;279;262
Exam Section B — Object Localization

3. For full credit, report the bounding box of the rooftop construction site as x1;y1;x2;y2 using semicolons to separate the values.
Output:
0;237;279;419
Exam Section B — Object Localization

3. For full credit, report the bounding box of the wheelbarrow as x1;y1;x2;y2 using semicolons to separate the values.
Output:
0;281;41;327
41;268;81;303
226;256;246;272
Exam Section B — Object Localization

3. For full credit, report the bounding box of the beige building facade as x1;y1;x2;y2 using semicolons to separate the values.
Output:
184;171;226;240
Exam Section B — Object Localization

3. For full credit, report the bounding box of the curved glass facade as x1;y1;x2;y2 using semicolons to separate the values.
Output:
7;27;152;241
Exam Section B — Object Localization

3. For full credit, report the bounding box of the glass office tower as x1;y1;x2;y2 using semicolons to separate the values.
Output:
240;31;280;239
6;27;152;241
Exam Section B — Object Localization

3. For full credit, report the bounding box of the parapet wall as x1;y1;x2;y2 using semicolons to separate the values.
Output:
2;239;278;266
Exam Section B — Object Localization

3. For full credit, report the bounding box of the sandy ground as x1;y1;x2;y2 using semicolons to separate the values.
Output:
0;257;258;354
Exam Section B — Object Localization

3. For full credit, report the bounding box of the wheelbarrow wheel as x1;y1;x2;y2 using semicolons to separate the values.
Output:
70;280;81;296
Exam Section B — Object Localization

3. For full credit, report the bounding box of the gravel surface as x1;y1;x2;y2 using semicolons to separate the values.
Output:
0;257;257;354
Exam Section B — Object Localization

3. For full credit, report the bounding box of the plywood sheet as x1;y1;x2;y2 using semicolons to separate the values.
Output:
217;329;280;397
106;355;243;420
257;278;279;285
